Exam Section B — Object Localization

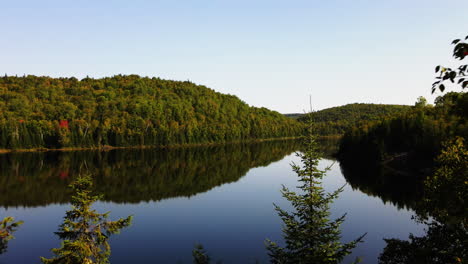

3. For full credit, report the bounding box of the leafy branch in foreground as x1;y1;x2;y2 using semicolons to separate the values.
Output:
41;175;132;264
265;122;365;264
433;35;468;93
0;216;23;254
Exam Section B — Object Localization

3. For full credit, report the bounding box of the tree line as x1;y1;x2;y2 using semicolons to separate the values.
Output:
294;103;411;136
338;92;468;166
0;75;303;149
338;35;468;263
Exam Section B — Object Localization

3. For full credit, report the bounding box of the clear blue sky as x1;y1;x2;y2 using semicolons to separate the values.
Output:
1;0;467;113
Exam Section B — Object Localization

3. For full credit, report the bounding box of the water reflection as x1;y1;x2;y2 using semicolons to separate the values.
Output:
0;139;431;263
0;140;301;208
338;158;424;211
338;140;467;264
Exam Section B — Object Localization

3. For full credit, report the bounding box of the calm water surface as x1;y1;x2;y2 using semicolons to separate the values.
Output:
0;140;425;263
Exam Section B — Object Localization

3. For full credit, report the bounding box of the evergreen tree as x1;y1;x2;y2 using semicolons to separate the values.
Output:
41;175;132;264
0;216;23;254
192;244;211;264
265;123;365;264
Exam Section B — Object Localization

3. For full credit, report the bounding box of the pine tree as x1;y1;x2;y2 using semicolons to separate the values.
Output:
0;216;23;254
265;123;365;264
192;244;211;264
41;175;132;264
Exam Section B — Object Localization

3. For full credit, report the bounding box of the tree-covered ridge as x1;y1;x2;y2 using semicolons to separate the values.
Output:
283;113;303;119
338;92;468;167
0;75;302;149
295;103;411;136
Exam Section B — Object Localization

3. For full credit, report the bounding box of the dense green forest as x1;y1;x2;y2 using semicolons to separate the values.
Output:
338;92;468;167
337;36;468;263
337;93;468;263
292;103;411;136
0;75;302;149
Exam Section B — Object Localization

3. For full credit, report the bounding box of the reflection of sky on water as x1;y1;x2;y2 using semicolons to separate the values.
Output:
0;154;425;264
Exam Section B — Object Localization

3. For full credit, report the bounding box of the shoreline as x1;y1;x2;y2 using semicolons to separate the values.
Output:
317;135;342;140
0;136;301;154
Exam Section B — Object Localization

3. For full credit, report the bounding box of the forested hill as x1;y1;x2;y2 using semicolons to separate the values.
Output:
295;103;411;136
0;75;302;149
339;92;468;167
283;113;303;119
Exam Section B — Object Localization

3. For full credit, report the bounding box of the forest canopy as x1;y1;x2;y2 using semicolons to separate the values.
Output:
338;92;468;166
0;75;302;149
294;103;411;136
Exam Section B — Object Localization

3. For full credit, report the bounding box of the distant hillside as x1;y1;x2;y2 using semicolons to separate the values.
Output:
283;113;304;119
296;103;412;136
339;92;468;167
0;75;302;150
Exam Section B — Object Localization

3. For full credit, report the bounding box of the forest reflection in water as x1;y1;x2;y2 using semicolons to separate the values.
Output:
339;159;424;211
0;140;302;207
339;147;467;263
1;138;451;263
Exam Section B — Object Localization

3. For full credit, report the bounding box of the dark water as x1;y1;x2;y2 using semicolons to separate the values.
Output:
0;140;425;264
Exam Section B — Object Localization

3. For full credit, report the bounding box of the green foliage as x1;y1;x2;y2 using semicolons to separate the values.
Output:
0;75;303;149
414;96;428;108
265;124;365;264
41;175;132;264
339;92;468;165
341;35;468;264
192;244;211;264
283;113;304;119
421;137;467;223
296;103;411;136
0;216;23;254
379;222;466;264
379;138;468;264
433;35;468;93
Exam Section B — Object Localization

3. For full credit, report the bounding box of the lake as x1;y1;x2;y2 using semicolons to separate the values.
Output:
0;140;425;264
